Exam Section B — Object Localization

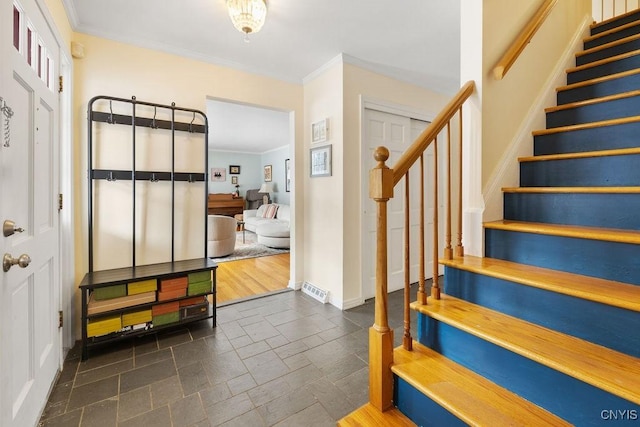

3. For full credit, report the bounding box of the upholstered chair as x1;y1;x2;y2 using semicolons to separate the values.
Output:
207;215;237;258
245;188;271;210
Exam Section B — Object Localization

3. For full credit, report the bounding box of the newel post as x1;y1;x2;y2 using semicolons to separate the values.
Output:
369;147;395;411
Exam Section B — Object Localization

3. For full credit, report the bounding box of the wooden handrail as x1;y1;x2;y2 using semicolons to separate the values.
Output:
493;0;558;80
368;81;475;411
392;81;475;185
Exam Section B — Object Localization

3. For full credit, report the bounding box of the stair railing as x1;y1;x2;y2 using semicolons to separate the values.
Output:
595;0;635;22
368;80;475;411
493;0;558;80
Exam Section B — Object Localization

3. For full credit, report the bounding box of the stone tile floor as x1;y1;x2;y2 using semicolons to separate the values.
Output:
38;287;416;426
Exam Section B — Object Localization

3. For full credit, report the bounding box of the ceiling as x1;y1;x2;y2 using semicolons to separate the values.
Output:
62;0;461;152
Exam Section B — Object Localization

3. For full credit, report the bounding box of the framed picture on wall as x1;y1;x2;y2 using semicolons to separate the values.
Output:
231;176;238;185
311;118;329;144
264;165;272;182
310;144;331;177
285;158;291;192
211;168;226;182
229;165;241;174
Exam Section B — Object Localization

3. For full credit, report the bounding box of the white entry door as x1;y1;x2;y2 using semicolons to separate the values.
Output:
1;0;61;426
362;109;438;300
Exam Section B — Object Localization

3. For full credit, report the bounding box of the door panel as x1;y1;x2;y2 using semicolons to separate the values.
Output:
1;0;60;425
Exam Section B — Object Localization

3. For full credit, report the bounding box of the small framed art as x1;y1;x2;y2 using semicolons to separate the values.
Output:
264;165;272;182
310;144;331;177
229;165;241;174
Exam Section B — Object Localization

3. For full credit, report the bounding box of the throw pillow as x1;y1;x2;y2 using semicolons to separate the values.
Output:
262;204;279;219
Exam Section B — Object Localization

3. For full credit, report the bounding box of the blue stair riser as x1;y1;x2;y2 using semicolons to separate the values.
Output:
558;71;640;104
533;121;640;155
546;95;640;128
578;37;640;66
504;192;640;230
567;53;640;84
520;153;640;187
485;228;640;285
444;267;640;356
585;24;640;50
592;12;640;35
394;377;466;427
416;316;640;427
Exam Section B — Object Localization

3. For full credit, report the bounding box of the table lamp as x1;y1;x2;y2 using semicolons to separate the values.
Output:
259;183;272;205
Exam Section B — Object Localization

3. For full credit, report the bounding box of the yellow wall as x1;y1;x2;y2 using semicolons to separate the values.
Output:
43;0;72;48
303;61;345;305
482;0;591;185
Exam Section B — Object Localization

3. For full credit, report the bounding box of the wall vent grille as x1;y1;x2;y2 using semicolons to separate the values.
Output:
302;282;329;304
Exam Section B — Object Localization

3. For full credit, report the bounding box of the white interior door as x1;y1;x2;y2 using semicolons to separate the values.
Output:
1;1;61;425
362;109;431;300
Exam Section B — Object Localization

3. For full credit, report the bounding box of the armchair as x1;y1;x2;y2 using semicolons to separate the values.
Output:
207;215;237;258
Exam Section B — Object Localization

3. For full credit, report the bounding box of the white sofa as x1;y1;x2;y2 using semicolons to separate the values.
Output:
243;204;290;248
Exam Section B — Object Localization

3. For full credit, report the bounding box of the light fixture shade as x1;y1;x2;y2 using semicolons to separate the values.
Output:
226;0;267;36
259;183;272;194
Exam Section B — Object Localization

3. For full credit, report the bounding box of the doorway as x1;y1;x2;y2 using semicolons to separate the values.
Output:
206;99;294;303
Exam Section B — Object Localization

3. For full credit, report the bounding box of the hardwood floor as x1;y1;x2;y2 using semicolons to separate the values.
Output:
215;253;290;303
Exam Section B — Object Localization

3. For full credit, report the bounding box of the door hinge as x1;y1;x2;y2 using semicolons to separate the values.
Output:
58;75;63;93
58;310;63;328
58;194;63;211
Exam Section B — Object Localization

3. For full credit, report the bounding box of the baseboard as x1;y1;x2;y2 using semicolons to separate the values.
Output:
288;280;302;290
482;15;592;223
342;297;365;310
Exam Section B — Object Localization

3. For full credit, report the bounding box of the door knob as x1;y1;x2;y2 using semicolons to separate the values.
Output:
3;220;25;237
3;253;31;272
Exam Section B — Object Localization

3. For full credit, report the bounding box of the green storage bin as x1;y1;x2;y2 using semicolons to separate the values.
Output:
152;311;180;327
188;270;211;284
188;280;212;296
93;284;127;301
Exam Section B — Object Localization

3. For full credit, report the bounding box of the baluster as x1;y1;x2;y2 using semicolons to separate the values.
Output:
432;137;441;299
456;107;464;257
417;154;427;305
368;147;394;411
445;122;453;260
403;171;412;351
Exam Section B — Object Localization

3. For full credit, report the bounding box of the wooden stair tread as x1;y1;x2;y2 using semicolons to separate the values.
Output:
484;220;640;245
545;89;640;113
338;403;416;427
519;147;640;162
567;48;640;74
577;32;640;58
585;19;640;44
440;255;640;312
411;295;640;405
532;115;640;136
502;186;640;194
556;68;640;92
392;342;571;427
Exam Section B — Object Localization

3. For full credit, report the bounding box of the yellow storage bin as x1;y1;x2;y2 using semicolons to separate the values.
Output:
122;309;152;327
128;279;157;295
87;314;122;337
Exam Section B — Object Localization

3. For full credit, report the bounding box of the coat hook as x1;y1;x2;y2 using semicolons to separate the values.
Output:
151;107;158;129
107;101;114;124
106;171;116;182
188;174;194;183
189;112;195;133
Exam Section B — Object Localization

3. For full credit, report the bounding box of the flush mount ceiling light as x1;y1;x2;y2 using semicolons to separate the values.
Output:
226;0;267;42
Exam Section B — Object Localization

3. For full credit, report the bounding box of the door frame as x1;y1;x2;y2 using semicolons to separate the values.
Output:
359;96;436;305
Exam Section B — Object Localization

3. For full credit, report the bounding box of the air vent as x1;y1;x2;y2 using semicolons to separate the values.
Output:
302;282;329;304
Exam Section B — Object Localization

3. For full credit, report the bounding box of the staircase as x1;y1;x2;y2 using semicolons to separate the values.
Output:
342;9;640;427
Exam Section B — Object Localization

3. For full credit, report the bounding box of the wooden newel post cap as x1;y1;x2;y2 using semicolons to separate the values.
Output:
370;146;393;200
374;146;390;166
